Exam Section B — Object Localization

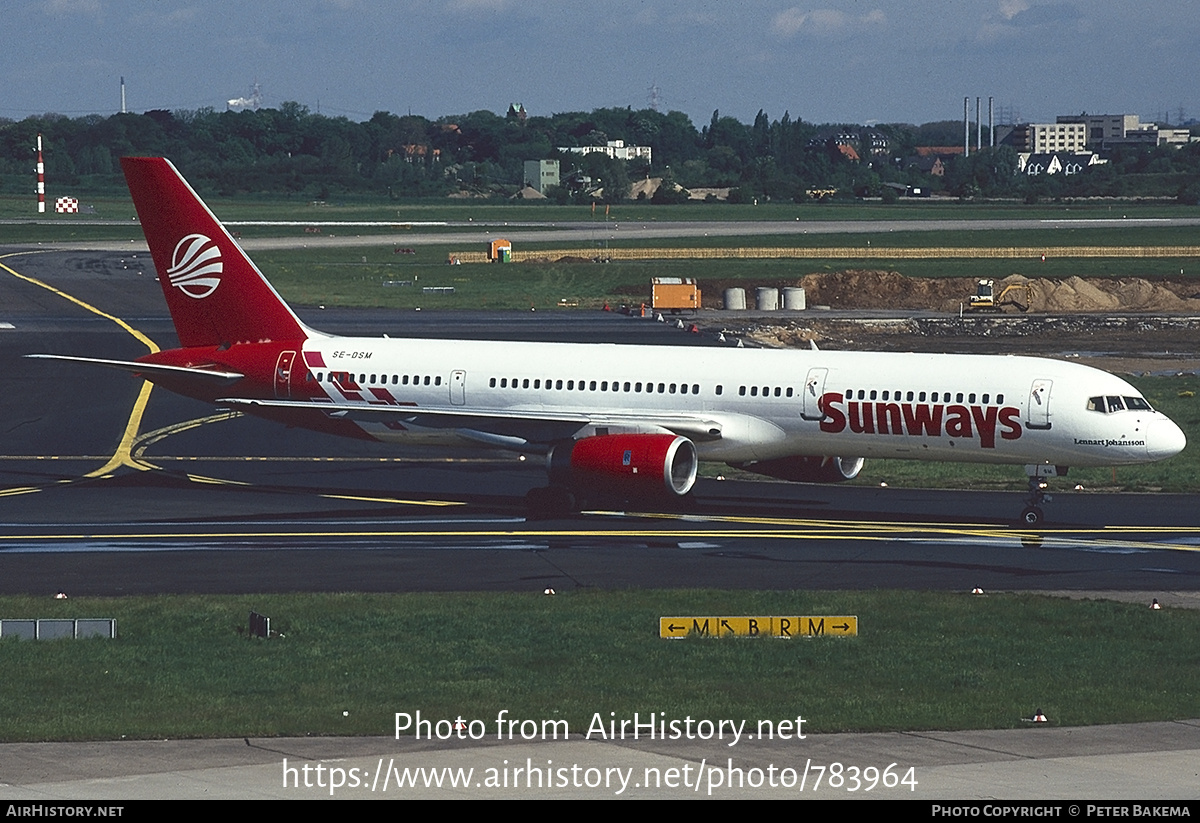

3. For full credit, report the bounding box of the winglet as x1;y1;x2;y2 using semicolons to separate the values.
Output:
121;157;309;349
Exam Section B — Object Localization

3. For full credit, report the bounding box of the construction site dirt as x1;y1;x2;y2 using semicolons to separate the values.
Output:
695;271;1200;375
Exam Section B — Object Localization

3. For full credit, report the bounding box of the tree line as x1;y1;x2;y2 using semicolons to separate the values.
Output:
2;104;1198;203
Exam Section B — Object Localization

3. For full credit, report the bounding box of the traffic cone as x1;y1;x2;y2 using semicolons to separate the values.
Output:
971;587;985;595
1151;598;1161;610
1032;709;1048;722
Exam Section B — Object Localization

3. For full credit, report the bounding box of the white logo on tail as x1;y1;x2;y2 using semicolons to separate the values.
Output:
168;234;222;299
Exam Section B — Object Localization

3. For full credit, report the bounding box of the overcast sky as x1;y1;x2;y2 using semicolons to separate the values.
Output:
4;1;1198;128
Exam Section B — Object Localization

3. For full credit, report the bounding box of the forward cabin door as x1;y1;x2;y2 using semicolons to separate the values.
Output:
1026;378;1053;430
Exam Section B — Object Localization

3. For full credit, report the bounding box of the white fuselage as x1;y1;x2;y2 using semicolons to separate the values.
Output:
293;335;1185;468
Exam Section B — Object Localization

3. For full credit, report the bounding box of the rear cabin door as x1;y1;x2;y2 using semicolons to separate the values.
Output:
450;370;466;406
274;351;296;399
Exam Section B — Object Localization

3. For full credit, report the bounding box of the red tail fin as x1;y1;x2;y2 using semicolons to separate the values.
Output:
121;157;308;349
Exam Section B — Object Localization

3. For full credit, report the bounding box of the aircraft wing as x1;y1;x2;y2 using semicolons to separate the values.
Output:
26;354;244;382
217;397;724;445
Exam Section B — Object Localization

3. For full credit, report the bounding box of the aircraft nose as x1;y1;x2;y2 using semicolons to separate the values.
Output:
1147;416;1187;461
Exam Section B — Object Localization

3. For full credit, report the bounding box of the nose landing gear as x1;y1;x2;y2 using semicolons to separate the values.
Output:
1020;464;1067;526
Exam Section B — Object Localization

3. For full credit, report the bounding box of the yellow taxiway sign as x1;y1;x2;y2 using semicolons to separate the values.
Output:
659;616;857;638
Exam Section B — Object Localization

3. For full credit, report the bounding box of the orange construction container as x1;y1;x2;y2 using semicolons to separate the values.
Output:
650;277;701;314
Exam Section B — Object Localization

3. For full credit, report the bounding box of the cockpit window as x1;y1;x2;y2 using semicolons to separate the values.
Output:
1088;395;1154;414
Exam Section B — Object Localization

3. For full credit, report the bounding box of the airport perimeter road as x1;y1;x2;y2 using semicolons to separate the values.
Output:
2;720;1199;799
17;215;1200;254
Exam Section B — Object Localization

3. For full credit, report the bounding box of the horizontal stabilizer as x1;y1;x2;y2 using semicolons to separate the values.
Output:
26;354;243;382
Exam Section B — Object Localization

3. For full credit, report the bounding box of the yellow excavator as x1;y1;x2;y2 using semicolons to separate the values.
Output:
967;279;1034;312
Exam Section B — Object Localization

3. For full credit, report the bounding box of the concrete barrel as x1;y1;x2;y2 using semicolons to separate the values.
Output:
782;287;807;310
755;287;779;311
723;287;746;310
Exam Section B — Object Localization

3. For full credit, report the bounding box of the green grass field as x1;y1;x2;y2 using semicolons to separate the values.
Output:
248;249;1200;312
1;590;1196;742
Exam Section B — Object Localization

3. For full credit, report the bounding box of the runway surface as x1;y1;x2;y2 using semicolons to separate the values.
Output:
3;248;1200;598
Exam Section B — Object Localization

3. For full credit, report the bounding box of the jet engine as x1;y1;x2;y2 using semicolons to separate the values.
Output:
733;455;864;483
549;433;698;497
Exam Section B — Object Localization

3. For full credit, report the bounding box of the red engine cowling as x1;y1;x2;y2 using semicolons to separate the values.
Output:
549;434;698;497
734;455;864;483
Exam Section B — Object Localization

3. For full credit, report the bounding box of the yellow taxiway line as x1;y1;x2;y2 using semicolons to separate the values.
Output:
1;255;159;481
0;519;1198;553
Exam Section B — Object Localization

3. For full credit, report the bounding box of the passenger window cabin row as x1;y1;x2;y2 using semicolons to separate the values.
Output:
844;389;1006;405
298;371;1043;412
488;377;704;395
306;372;442;387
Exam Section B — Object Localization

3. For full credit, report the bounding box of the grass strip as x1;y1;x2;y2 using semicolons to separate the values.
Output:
0;590;1196;742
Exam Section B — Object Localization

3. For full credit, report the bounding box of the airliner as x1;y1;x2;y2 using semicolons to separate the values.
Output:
31;158;1187;524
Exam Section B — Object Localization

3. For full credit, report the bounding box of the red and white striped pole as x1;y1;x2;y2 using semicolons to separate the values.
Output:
36;133;45;213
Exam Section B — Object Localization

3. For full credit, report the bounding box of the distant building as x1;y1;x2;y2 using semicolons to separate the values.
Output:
1055;113;1195;148
1017;151;1106;176
1003;123;1088;154
1116;126;1194;147
835;143;860;162
807;129;890;159
908;146;964;177
523;159;560;193
908;155;946;176
557;140;652;164
397;144;440;162
1056;114;1140;146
